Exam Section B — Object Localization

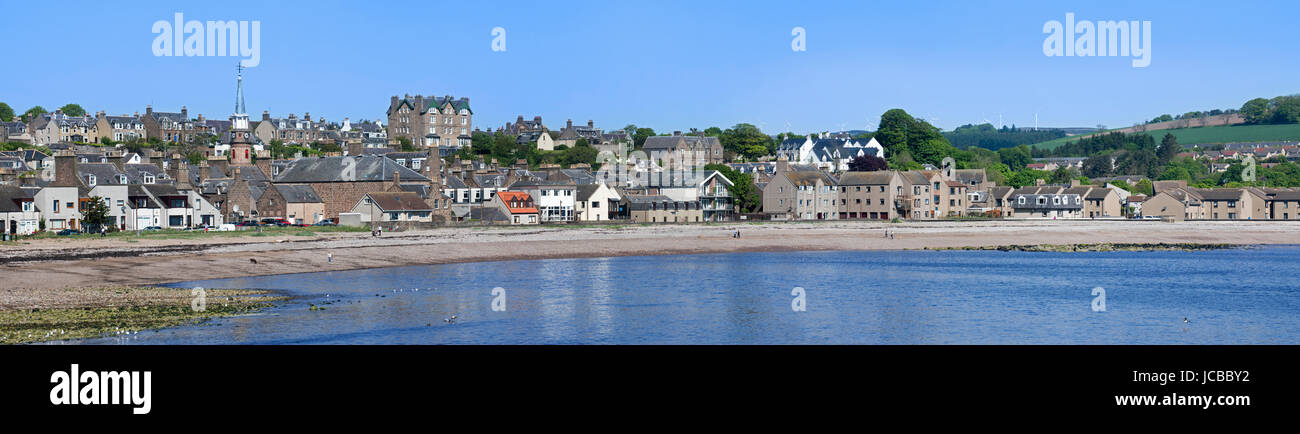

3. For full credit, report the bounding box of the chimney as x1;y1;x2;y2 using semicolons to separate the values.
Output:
566;119;573;130
776;154;790;174
197;159;210;184
255;149;272;178
53;150;77;187
414;95;424;111
424;147;443;191
181;106;188;119
106;149;124;171
197;113;205;122
262;110;270;121
304;112;311;122
145;105;153;115
391;96;399;107
1070;178;1081;187
1035;178;1046;186
587;120;594;128
175;161;193;190
391;170;401;191
208;155;229;178
534;116;542;125
673;131;681;136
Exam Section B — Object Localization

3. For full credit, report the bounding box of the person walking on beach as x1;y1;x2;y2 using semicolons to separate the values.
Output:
328;251;333;263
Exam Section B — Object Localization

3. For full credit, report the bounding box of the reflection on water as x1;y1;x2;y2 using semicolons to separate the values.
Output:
62;247;1300;344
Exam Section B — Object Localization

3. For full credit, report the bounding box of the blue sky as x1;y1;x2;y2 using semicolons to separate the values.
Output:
2;0;1296;134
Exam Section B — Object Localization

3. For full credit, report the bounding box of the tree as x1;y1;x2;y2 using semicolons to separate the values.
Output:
847;154;888;171
1133;179;1154;196
1157;133;1180;165
632;128;655;149
0;102;13;122
82;196;113;233
997;145;1033;169
395;136;413;152
1241;98;1271;124
22;106;47;122
59;104;86;117
1272;95;1300;124
718;123;773;160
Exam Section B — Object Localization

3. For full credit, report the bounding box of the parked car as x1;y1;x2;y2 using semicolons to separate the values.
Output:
56;228;78;236
143;226;164;231
235;221;260;227
192;224;217;231
217;224;237;232
313;220;338;227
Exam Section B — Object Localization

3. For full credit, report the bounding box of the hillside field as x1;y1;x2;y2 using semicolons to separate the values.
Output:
1030;123;1300;150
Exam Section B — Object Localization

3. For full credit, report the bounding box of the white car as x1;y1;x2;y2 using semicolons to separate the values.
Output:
217;224;237;231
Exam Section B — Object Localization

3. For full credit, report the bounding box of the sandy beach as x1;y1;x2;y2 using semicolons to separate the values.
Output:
3;219;1300;292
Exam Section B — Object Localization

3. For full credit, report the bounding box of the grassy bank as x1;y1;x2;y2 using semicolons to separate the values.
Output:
0;286;287;344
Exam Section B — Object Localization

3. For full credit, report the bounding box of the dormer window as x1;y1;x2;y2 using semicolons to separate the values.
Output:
118;174;128;184
143;174;156;184
87;174;96;187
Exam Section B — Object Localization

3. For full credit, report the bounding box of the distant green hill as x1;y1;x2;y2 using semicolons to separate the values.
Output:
1031;123;1300;150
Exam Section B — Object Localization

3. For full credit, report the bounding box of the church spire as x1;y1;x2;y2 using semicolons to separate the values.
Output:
235;64;246;115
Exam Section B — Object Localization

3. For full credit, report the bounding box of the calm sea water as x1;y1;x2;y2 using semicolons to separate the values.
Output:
62;247;1300;344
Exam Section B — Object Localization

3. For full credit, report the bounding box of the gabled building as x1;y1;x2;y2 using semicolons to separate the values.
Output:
142;106;200;143
574;182;619;222
350;191;435;224
835;170;904;220
762;159;838;220
386;94;473;147
94;112;145;142
643;132;725;166
488;191;539;225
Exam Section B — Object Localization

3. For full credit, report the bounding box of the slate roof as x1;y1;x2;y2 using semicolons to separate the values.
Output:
274;156;429;183
642;135;723;152
366;191;431;211
836;171;896;185
782;171;835;187
1013;193;1083;210
0;185;32;212
273;184;322;203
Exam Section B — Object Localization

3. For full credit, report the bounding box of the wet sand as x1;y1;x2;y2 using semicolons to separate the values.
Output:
3;220;1300;291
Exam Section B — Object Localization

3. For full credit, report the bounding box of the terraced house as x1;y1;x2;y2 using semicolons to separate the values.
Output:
835;170;904;220
386;94;473;147
94;112;145;142
30;112;98;145
763;159;838;220
253;111;329;145
142;105;200;143
642;132;725;166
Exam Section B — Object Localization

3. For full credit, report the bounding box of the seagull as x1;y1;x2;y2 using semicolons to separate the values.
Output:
1183;317;1190;325
444;315;458;324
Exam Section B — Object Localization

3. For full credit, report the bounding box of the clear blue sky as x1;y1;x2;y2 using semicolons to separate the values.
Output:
2;0;1296;134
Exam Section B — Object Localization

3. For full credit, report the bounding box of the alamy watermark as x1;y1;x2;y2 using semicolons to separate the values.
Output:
1091;286;1106;312
1043;13;1150;68
152;13;261;67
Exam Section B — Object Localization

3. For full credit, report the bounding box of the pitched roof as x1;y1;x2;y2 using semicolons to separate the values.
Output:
366;191;431;211
836;170;897;185
495;191;538;214
274;156;429;183
273;184;322;203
